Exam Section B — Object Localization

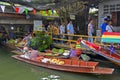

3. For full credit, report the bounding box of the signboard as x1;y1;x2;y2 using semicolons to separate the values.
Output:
70;14;75;20
34;20;42;31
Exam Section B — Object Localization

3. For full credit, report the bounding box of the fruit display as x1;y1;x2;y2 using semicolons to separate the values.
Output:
41;58;51;63
52;48;58;54
50;58;64;65
58;48;64;54
76;44;81;48
16;41;25;47
62;50;70;56
52;48;65;54
7;39;15;45
76;42;82;56
41;58;64;65
76;49;82;56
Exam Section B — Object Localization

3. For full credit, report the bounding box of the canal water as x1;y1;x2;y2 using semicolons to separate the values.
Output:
0;47;120;80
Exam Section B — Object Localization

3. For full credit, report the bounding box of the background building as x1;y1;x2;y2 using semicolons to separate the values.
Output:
98;0;120;32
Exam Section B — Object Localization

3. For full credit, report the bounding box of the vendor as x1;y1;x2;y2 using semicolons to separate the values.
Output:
23;33;32;47
29;47;39;60
69;44;77;58
23;45;30;59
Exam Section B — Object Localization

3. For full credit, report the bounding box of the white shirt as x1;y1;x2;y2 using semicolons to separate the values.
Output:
88;23;94;34
106;25;113;32
60;25;65;34
67;23;74;34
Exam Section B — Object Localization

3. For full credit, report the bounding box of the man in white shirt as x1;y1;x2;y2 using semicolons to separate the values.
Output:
60;22;65;44
67;20;74;40
106;20;114;32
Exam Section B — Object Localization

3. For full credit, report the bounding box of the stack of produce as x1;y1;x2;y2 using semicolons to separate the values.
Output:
52;48;64;54
30;33;52;52
7;39;15;45
40;58;64;65
50;58;64;65
62;50;70;56
16;41;25;47
76;40;82;56
52;48;58;54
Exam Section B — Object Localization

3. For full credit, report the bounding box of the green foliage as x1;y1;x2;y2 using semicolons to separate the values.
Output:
30;33;52;52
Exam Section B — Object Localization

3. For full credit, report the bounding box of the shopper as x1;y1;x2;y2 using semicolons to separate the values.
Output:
88;19;94;43
106;20;114;32
60;22;65;44
67;20;74;40
100;18;108;34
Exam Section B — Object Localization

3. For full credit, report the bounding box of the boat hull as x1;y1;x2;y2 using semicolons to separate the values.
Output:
81;40;120;67
12;55;114;74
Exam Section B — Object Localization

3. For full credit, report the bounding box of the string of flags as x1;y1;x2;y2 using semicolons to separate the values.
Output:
0;5;5;12
0;5;57;16
15;6;36;15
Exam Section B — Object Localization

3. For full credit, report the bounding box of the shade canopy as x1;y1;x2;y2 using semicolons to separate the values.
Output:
0;0;103;10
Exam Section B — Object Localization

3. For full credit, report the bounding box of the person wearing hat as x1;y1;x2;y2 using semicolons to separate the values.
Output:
100;18;108;34
69;44;77;58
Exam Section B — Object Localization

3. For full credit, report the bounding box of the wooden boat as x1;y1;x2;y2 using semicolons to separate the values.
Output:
81;39;120;66
12;51;114;74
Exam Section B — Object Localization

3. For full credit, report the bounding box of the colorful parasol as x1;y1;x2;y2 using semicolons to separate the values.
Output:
102;32;120;43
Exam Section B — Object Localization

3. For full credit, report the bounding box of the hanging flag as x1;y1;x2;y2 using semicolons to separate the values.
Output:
24;8;28;15
27;7;33;11
15;7;19;13
19;7;25;13
33;9;36;15
1;5;5;12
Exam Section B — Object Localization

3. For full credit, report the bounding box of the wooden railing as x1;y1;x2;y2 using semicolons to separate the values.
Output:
31;31;118;50
44;32;118;48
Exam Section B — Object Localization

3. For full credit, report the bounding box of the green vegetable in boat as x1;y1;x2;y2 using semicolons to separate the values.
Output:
58;48;64;54
52;48;58;54
30;33;52;52
7;39;15;45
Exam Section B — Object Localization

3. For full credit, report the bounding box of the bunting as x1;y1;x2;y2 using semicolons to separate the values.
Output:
15;7;19;13
24;8;28;15
18;6;26;13
0;5;5;12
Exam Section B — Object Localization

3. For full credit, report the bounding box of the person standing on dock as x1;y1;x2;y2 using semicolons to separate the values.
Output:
53;23;59;43
47;22;54;33
106;20;114;32
60;22;65;44
67;20;74;42
88;19;94;43
100;18;108;34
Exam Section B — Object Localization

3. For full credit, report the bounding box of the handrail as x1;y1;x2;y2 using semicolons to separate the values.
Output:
34;31;118;48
